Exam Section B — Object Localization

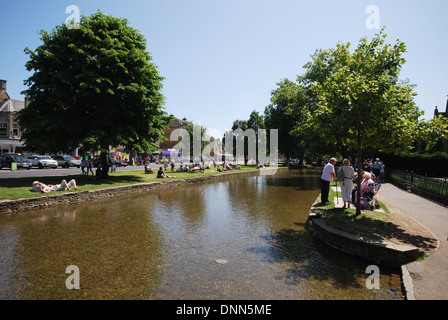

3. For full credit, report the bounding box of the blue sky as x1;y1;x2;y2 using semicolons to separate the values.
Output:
1;0;447;139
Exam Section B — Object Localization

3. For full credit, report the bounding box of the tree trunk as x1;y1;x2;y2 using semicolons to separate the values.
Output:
356;145;363;216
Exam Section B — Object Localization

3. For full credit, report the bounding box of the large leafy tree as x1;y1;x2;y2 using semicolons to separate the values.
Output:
264;79;310;162
228;111;265;164
300;29;423;214
18;11;167;171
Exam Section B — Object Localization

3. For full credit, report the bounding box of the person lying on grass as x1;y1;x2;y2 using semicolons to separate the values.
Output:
32;179;79;193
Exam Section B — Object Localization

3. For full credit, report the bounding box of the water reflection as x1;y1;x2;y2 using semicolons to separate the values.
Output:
0;169;403;299
0;199;165;299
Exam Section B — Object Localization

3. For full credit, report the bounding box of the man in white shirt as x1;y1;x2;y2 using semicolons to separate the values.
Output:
321;158;336;203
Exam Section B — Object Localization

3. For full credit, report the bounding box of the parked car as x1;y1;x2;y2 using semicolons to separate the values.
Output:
27;155;58;169
92;157;127;167
110;159;127;167
0;154;32;170
91;156;101;167
53;155;82;168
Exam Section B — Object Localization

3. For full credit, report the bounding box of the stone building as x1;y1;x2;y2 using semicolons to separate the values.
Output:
0;79;26;154
158;117;190;157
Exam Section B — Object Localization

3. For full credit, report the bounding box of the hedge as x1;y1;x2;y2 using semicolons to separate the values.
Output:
379;152;448;177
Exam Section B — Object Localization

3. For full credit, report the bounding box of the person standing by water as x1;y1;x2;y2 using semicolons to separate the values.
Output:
321;158;337;203
338;158;355;208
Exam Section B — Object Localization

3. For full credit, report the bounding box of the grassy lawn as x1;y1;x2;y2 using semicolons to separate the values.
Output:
312;183;393;240
0;165;263;201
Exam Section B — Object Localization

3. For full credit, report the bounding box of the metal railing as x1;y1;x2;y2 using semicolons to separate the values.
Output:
388;169;448;204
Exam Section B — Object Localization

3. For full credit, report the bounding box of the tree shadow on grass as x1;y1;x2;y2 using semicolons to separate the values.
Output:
322;210;438;253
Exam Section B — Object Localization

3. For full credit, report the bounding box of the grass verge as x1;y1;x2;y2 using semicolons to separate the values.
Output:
311;184;393;240
0;165;264;201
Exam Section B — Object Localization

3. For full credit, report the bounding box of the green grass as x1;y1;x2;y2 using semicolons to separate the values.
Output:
0;165;263;201
312;183;393;239
322;209;393;239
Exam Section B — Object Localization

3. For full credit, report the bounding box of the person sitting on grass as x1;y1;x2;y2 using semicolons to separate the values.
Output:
176;165;185;172
145;164;154;174
235;164;242;170
157;167;174;178
32;179;79;193
188;164;204;173
223;162;232;171
194;165;205;173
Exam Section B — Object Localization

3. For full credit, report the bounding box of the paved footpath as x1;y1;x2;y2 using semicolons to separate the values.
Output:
375;183;448;300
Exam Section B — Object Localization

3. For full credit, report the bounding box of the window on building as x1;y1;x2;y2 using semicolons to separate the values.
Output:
0;123;7;136
12;123;19;136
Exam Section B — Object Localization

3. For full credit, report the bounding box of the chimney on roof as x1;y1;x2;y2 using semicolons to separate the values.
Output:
0;80;8;100
0;79;6;92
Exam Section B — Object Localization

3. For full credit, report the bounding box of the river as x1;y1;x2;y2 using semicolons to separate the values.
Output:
0;168;403;299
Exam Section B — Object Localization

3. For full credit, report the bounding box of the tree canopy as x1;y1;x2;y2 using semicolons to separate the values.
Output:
264;79;310;161
301;30;422;158
299;28;423;214
227;111;266;164
18;10;167;156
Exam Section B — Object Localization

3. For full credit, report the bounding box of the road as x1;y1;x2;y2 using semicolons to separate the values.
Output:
376;183;448;300
0;162;203;179
0;164;148;179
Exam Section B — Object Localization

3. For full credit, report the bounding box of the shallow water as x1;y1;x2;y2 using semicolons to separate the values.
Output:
0;169;403;299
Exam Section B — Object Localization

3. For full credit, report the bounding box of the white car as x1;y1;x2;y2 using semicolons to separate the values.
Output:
27;155;58;169
53;155;82;168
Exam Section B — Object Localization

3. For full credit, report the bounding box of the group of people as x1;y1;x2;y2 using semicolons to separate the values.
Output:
361;158;385;183
149;161;243;175
217;162;243;172
176;165;188;172
81;154;94;175
32;179;78;193
321;158;379;209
